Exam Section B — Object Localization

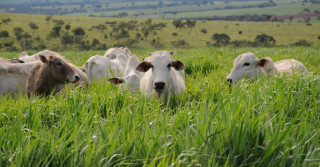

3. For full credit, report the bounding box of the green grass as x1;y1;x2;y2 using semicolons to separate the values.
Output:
0;47;320;166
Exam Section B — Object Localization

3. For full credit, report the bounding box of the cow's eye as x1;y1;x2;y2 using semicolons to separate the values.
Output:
243;63;250;66
167;63;172;68
56;62;63;66
150;64;153;68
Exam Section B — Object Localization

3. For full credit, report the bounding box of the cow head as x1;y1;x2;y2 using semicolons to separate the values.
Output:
39;54;80;83
226;52;275;83
136;51;185;93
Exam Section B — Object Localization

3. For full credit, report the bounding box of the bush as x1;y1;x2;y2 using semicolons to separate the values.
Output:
48;26;61;38
211;33;231;46
0;31;9;38
201;29;207;34
292;40;312;46
172;32;178;36
171;40;189;48
13;27;24;40
151;37;164;49
254;34;276;46
61;33;74;45
72;27;86;36
29;22;39;30
65;25;71;30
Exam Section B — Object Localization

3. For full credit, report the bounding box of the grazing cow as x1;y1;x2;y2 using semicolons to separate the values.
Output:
0;57;24;64
27;53;80;96
83;54;127;81
108;55;141;92
226;52;307;83
0;62;35;96
103;47;133;60
136;51;186;100
19;50;60;63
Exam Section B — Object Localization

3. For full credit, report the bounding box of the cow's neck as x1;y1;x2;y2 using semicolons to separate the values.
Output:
36;69;65;96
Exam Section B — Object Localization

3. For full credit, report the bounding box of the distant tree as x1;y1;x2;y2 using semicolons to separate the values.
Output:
172;20;184;31
72;27;86;36
172;32;178;36
19;39;33;50
238;31;243;35
255;34;276;46
201;29;207;34
92;24;107;33
91;38;100;48
29;22;39;30
52;19;65;26
48;26;61;38
2;18;11;24
293;40;312;46
151;37;164;49
0;31;9;38
13;27;24;40
104;34;108;39
65;24;71;30
185;19;196;29
318;35;320;40
61;32;74;46
211;33;231;46
21;32;32;39
45;15;52;26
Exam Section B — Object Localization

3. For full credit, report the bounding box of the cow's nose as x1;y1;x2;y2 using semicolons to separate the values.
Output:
75;75;80;81
227;78;232;84
154;82;165;90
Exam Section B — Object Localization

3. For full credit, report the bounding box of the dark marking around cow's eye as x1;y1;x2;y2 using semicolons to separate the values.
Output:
57;62;63;66
167;63;172;68
243;63;250;66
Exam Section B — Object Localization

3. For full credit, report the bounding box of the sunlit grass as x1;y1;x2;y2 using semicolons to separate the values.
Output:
0;47;319;166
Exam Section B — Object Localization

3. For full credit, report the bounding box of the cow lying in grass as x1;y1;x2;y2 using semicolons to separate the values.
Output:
104;47;133;60
27;54;80;96
136;51;186;100
108;55;141;92
20;50;89;88
226;52;307;83
83;54;127;81
0;62;35;96
0;57;24;64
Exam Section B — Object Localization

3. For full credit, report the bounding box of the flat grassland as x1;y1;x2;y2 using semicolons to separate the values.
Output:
0;47;320;166
0;13;320;51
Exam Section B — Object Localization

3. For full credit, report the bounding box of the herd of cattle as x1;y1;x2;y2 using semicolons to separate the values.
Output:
0;48;307;100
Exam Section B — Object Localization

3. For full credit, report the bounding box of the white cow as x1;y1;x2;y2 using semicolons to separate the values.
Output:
19;50;61;62
0;62;35;96
83;54;127;81
108;55;141;92
226;52;307;83
136;51;186;100
103;47;133;60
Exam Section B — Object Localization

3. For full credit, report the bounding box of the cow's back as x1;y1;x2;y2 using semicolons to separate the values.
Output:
0;62;35;96
275;59;307;75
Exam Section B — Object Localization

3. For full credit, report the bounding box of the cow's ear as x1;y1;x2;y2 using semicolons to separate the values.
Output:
78;66;86;73
39;55;48;63
136;61;152;72
257;58;269;68
172;60;186;71
170;51;173;55
108;77;124;85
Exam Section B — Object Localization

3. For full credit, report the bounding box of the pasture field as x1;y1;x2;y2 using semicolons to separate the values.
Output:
1;47;320;166
0;13;320;52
